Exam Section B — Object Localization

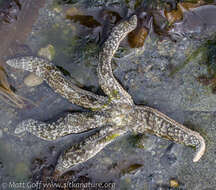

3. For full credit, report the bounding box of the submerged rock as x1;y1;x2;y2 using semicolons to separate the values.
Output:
24;73;44;87
38;44;55;61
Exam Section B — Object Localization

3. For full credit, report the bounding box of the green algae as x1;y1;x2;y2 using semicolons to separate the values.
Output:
196;39;216;92
169;38;216;80
46;44;56;60
124;0;130;5
169;45;208;77
40;22;99;63
105;133;121;142
39;24;77;59
61;36;80;58
90;97;111;111
129;134;149;149
36;17;101;96
134;0;142;9
111;89;120;100
115;46;129;58
205;40;216;74
83;42;99;60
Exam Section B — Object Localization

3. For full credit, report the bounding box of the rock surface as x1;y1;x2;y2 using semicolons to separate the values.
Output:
1;0;216;189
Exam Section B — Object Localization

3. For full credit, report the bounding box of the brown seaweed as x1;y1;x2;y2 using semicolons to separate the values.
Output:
128;27;148;48
0;66;25;108
66;15;101;28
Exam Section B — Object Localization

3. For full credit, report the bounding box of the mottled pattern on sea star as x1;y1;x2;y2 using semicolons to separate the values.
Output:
6;15;205;174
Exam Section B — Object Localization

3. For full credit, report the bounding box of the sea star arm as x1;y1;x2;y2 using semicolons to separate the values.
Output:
14;112;107;141
55;126;126;174
98;15;137;106
133;106;206;162
6;56;108;110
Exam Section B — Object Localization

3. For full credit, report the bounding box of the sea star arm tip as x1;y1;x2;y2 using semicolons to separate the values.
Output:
134;106;206;162
193;134;205;162
55;126;126;174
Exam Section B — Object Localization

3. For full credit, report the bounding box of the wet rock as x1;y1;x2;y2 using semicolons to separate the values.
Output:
169;5;216;40
160;152;177;166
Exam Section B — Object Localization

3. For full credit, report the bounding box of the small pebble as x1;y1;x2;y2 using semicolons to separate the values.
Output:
38;44;55;61
24;73;43;87
0;129;3;138
3;128;8;132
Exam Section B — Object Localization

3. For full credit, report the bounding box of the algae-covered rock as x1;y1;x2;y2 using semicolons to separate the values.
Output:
38;44;56;61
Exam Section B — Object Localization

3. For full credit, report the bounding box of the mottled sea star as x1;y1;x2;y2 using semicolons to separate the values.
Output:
6;15;205;174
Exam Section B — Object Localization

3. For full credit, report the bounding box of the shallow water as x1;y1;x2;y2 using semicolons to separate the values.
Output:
1;0;216;190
